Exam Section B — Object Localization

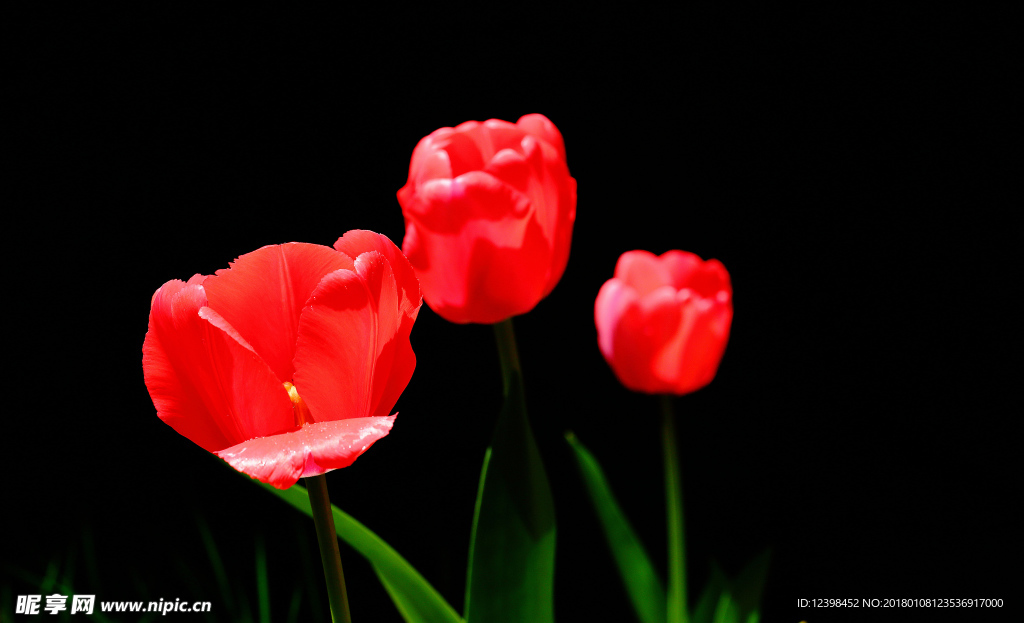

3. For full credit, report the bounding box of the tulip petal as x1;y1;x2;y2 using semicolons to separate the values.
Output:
406;213;551;324
542;171;576;299
293;252;413;421
648;290;708;389
616;250;676;297
615;286;686;393
462;217;553;323
216;415;396;489
517;113;567;163
658;250;703;289
664;296;732;392
439;123;487;176
600;283;733;395
350;251;408;418
603;301;655;393
334;230;422;321
486;147;532;194
594;278;639;362
400;131;454;200
660;250;733;299
400;172;542;322
144;280;231;452
197;306;300;438
413;145;453;187
203;243;355;383
369;313;417;418
479;118;528;157
520;134;576;296
143;280;295;450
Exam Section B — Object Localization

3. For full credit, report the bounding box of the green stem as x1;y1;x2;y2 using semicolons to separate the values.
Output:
662;394;688;623
306;474;352;623
493;318;521;397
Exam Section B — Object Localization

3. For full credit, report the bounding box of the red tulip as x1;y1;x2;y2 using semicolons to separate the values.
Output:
143;231;421;489
397;113;577;324
595;250;733;395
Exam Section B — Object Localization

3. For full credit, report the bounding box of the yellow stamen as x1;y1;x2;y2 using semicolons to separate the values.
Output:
283;381;312;427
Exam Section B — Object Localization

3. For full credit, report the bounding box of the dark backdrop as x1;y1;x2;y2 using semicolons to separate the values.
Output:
7;5;1014;623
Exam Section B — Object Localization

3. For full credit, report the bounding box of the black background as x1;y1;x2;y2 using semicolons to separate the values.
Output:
6;5;1015;623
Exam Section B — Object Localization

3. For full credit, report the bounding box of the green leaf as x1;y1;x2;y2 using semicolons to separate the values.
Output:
255;535;270;623
464;370;556;623
565;431;666;623
254;478;464;623
711;591;740;623
692;552;770;623
196;516;235;613
731;549;770;623
693;564;729;623
286;586;303;623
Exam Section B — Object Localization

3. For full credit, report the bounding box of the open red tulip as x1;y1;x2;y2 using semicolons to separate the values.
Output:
397;113;577;324
595;250;732;395
143;231;421;489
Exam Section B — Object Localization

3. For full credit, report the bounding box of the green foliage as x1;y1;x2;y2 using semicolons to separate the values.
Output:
196;515;236;614
4;509;321;622
2;548;117;623
255;536;270;623
566;431;667;623
692;552;771;623
567;432;770;623
463;370;556;623
257;319;557;623
256;479;464;623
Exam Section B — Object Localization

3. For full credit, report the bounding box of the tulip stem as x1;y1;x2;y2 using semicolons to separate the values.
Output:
662;394;688;623
493;318;522;397
306;474;352;623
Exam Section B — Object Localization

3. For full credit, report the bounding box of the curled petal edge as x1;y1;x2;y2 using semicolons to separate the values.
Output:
215;415;397;489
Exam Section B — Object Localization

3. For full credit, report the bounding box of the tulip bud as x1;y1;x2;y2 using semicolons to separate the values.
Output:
398;114;577;324
595;250;733;395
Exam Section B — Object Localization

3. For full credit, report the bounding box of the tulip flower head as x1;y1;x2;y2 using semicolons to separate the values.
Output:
397;113;577;324
595;250;732;395
143;231;421;489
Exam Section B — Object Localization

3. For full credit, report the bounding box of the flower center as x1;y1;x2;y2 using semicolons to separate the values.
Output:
283;381;312;427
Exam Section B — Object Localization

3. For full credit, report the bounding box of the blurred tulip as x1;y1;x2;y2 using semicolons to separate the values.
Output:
143;231;421;488
397;113;577;324
595;250;732;395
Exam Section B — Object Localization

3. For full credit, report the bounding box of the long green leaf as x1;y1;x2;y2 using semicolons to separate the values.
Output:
255;478;463;623
196;516;235;613
286;585;303;623
731;549;770;623
711;591;740;623
692;553;770;623
692;564;729;623
464;370;556;623
566;431;666;623
255;535;270;623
